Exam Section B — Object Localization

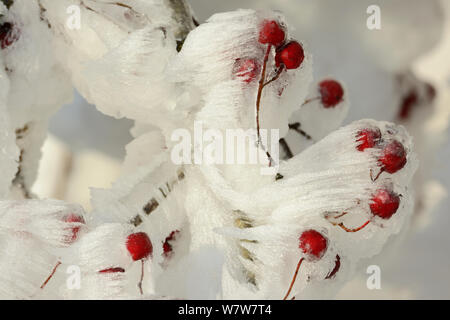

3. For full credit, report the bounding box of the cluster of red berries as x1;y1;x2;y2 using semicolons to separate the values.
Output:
234;19;305;84
323;128;406;233
356;127;407;176
258;20;304;70
284;127;408;298
258;19;305;71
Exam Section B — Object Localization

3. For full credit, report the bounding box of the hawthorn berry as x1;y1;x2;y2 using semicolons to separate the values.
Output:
275;41;304;69
379;140;407;174
299;229;328;261
0;22;19;49
63;213;85;243
163;230;180;257
283;230;328;300
370;189;400;219
319;79;344;108
356;128;382;151
233;58;259;83
126;232;153;261
126;232;153;295
258;20;285;47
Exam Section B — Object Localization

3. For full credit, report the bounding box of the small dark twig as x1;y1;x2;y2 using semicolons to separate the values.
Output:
288;122;312;140
279;138;294;159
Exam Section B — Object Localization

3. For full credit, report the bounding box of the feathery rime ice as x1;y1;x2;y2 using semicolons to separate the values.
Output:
0;1;423;300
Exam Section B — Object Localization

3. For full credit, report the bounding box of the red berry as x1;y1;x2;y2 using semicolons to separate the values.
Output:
356;128;382;151
258;20;285;47
299;230;327;261
319;79;344;108
63;213;85;243
163;230;179;256
99;267;125;273
233;58;259;83
126;232;153;261
370;189;400;219
275;41;304;70
379;140;407;174
0;22;19;49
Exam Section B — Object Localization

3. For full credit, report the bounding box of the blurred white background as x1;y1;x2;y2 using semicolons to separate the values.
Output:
32;0;450;299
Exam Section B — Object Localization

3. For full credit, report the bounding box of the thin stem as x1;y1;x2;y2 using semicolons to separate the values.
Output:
301;96;320;106
325;211;348;221
262;65;285;89
138;260;145;295
256;44;272;146
40;261;62;289
325;254;341;279
288;122;312;140
333;211;348;219
370;168;384;182
283;257;304;300
279;138;293;159
337;220;371;233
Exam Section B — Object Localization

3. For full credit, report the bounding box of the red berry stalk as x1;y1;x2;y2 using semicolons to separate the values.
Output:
326;189;401;232
126;232;152;295
254;20;305;165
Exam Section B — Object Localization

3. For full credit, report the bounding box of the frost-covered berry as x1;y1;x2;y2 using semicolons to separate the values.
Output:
299;229;328;261
126;232;153;261
0;22;19;49
275;41;304;69
163;230;179;257
63;213;85;243
379;140;407;174
356;128;382;151
370;189;400;219
258;20;285;47
233;58;259;83
284;230;328;299
99;267;125;273
319;79;344;108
